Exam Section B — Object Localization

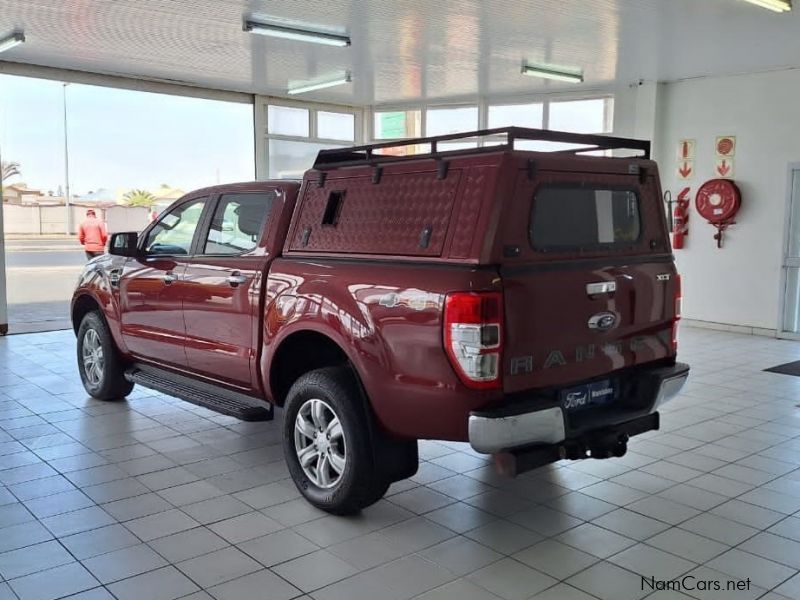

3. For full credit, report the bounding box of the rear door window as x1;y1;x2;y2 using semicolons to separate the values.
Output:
530;186;640;250
204;193;275;255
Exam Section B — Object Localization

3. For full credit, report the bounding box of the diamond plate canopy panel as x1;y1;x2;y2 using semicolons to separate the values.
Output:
448;165;498;259
289;171;462;256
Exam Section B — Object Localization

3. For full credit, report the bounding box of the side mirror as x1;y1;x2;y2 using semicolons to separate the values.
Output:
109;232;140;257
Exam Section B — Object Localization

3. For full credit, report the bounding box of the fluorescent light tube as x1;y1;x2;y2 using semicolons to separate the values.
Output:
741;0;791;11
288;73;352;95
521;62;583;83
244;20;350;47
0;31;25;54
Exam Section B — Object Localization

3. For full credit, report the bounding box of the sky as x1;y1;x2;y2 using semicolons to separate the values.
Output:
0;74;255;197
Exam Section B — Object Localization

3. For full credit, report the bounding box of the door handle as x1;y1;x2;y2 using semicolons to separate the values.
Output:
227;274;248;287
163;272;178;284
108;269;121;286
586;281;616;296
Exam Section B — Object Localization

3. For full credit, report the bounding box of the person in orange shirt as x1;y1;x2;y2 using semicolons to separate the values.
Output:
78;209;108;260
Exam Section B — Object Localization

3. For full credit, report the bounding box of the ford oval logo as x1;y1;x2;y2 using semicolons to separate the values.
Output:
588;311;618;331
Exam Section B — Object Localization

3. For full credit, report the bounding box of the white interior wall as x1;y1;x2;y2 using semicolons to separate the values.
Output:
654;69;800;332
612;81;663;143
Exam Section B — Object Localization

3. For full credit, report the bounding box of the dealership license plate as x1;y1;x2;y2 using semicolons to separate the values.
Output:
561;379;617;412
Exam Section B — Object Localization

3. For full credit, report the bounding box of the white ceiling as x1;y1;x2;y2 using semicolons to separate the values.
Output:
1;0;800;106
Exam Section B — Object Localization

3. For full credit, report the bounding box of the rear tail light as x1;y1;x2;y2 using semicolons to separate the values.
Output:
443;291;503;390
672;274;682;352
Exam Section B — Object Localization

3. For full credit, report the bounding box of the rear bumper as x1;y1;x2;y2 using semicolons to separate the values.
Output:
468;362;689;454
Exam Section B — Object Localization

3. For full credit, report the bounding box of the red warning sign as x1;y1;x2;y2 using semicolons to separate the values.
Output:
715;158;734;178
716;136;736;158
678;139;696;160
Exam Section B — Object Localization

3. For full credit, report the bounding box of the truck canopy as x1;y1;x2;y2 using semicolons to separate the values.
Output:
284;127;657;265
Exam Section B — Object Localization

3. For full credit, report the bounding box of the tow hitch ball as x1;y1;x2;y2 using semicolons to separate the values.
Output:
559;432;629;460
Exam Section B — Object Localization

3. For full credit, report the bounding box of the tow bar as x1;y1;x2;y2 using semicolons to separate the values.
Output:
492;412;659;477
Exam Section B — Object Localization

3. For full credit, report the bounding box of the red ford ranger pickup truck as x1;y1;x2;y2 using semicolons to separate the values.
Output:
71;127;689;514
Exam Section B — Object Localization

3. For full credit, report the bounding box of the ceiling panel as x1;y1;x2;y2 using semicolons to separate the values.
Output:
0;0;799;105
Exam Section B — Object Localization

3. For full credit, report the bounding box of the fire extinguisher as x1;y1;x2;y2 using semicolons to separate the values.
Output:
672;187;690;249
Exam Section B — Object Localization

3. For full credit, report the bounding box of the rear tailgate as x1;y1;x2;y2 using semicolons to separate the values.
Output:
499;161;678;394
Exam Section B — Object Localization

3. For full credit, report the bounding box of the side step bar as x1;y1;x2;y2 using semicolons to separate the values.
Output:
125;365;273;422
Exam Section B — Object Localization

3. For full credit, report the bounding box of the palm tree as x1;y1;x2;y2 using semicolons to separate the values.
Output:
123;189;156;208
1;161;21;183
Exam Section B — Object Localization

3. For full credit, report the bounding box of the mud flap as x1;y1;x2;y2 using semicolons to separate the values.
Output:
348;364;419;483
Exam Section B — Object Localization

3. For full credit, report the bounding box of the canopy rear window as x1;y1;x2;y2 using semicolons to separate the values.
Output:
530;186;640;251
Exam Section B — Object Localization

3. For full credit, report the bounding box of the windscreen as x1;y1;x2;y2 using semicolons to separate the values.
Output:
530;186;640;251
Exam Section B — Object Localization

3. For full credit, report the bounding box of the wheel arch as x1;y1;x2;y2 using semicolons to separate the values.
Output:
71;290;128;356
268;330;355;408
273;335;419;486
71;293;102;334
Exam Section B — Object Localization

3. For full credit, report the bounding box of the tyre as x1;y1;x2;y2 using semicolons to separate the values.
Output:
283;366;390;515
77;311;134;400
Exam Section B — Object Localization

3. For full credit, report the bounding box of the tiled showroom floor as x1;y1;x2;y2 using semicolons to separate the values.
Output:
1;327;800;600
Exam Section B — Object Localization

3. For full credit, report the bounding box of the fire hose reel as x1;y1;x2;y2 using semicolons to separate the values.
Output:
695;178;741;248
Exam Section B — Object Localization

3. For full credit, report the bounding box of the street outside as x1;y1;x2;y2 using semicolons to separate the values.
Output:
4;236;87;333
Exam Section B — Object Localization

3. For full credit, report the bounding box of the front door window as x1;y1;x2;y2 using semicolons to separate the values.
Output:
144;198;207;256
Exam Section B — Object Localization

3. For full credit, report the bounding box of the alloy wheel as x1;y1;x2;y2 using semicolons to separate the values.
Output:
294;398;346;488
81;328;104;387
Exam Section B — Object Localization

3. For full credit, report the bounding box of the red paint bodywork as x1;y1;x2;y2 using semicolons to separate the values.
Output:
72;150;678;443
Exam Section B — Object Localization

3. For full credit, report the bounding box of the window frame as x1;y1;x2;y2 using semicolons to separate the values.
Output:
528;184;642;253
255;97;364;180
372;108;423;140
368;94;614;146
254;94;612;179
547;97;614;135
486;101;545;131
423;104;480;137
266;105;312;138
198;191;277;257
139;195;211;258
316;110;357;142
